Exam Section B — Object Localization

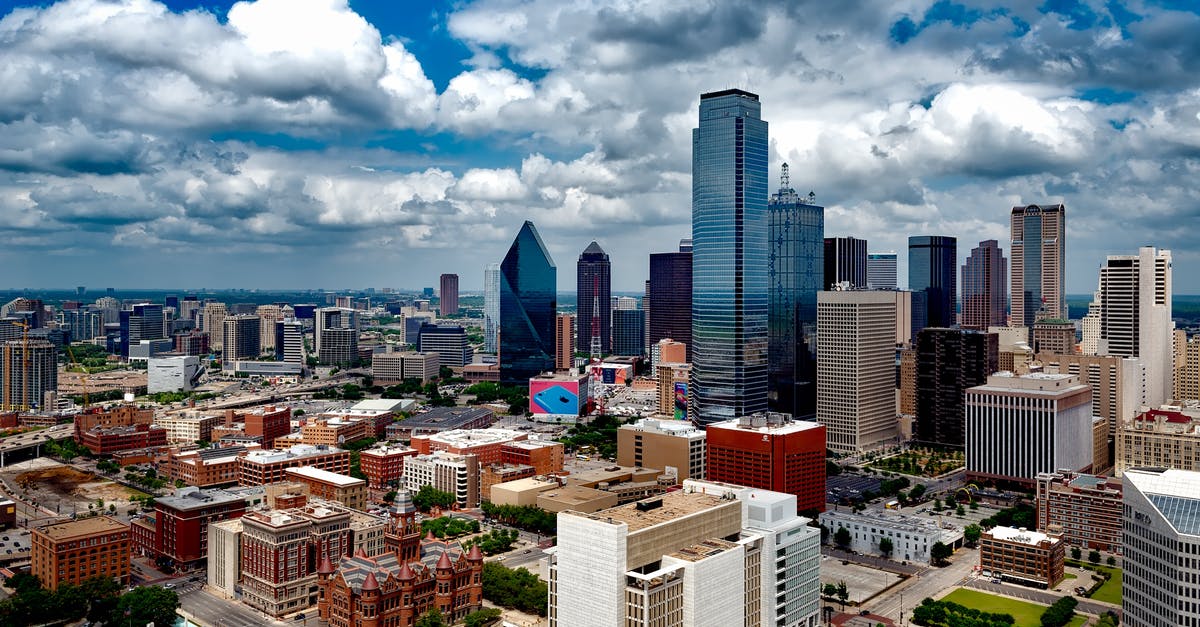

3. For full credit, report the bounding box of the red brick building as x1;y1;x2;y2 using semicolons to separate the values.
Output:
237;445;351;486
359;445;418;489
131;487;249;570
73;405;154;442
80;423;168;455
706;413;827;514
243;406;291;448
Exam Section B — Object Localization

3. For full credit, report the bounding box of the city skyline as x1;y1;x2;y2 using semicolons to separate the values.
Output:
1;1;1198;292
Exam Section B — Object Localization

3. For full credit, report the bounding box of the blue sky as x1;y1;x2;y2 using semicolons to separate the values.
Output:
0;0;1198;292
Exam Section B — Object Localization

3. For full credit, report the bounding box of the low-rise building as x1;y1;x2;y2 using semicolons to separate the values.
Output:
617;418;706;480
481;463;536;501
1116;404;1200;476
241;506;352;617
372;351;439;384
32;517;130;591
167;445;252;487
156;414;222;445
819;509;964;565
147;355;200;393
238;445;351;486
462;363;500;383
388;406;494;439
489;477;559;507
979;526;1065;589
132;486;251;570
359;444;418;490
80;423;168;455
1035;471;1123;553
285;466;368;511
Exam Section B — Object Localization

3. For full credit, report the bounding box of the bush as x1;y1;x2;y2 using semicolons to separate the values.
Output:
1039;596;1077;627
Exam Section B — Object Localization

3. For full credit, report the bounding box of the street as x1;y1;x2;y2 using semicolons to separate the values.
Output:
862;546;979;622
180;588;289;627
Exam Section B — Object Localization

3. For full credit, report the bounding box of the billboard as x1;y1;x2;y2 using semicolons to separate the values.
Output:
673;382;688;420
590;363;632;385
530;379;582;416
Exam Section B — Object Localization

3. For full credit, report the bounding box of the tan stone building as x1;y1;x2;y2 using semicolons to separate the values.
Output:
617;418;706;480
285;466;368;511
1116;405;1200;476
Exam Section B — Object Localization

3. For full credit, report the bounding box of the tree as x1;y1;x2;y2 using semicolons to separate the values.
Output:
482;563;548;616
822;583;838;598
932;498;942;512
955;504;965;516
930;541;952;566
963;524;982;548
1106;555;1116;567
834;526;852;549
416;608;448;627
1088;549;1101;564
909;484;926;501
413;485;456;512
826;459;842;476
109;586;179;627
463;608;503;627
383;490;397;503
835;581;849;609
1070;546;1082;561
879;537;894;558
1040;596;1077;627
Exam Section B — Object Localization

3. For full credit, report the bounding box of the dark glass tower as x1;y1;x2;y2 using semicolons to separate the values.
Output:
961;239;1008;329
576;242;611;355
768;165;823;419
611;309;645;357
908;235;958;329
691;89;769;426
499;221;557;385
823;236;867;290
648;241;692;362
914;328;997;447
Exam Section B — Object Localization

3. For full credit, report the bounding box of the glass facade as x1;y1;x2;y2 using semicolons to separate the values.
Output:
499;221;557;385
483;263;500;353
961;239;1008;329
611;308;645;357
691;89;769;425
1011;204;1066;326
576;242;611;354
648;243;692;362
867;252;897;290
823;236;867;290
768;179;823;420
908;235;958;329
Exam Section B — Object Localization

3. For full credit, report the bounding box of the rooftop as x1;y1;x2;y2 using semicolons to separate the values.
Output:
708;414;825;436
988;526;1059;546
622;418;704;437
359;444;417;458
492;477;558;492
667;538;739;563
420;428;525;447
972;372;1089;395
242;444;346;464
36;516;128;540
286;465;364;487
572;490;733;533
400;406;494;430
157;487;248;511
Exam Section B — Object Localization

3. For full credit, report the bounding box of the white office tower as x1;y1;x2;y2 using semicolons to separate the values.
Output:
1080;286;1102;356
483;263;500;354
1122;467;1200;627
276;320;304;365
256;304;283;353
548;481;820;627
816;290;899;453
1097;247;1172;405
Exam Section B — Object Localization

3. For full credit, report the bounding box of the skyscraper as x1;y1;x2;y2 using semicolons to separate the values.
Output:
1097;246;1173;405
867;252;897;289
961;239;1008;329
691;89;769;426
823;236;867;290
908;235;958;329
611;308;645;357
1;339;57;411
648;240;693;363
499;221;556;385
768;164;823;419
483;263;500;354
1122;467;1200;627
915;328;998;448
202;302;227;350
315;308;358;366
439;273;459;316
119;303;166;358
222;315;261;362
576;242;611;355
256;304;283;354
816;290;897;453
275;320;304;365
555;314;575;370
1010;204;1065;326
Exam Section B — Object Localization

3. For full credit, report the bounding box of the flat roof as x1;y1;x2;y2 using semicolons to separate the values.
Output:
285;465;364;487
242;444;345;464
988;526;1058;545
422;428;524;447
573;490;731;533
400;406;493;430
707;416;825;436
667;538;739;563
493;477;558;492
36;516;127;540
157;487;247;511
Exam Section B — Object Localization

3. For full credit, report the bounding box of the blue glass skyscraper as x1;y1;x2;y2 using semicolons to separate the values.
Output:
691;89;769;426
768;165;823;420
909;235;958;329
499;221;557;385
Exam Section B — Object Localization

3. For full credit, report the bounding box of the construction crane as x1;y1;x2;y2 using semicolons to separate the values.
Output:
63;343;90;409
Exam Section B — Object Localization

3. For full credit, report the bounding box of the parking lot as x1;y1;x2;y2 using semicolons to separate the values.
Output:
827;474;883;503
820;557;906;604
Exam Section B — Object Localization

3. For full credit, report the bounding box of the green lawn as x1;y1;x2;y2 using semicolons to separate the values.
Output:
1087;565;1122;605
941;589;1048;627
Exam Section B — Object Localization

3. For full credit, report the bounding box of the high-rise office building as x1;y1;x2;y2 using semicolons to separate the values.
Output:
59;309;102;341
691;89;769;426
439;273;459;316
816;290;897;453
315;308;359;366
914;328;998;448
499;221;556;385
611;309;645;357
648;241;693;362
909;235;958;329
1178;334;1200;401
256;305;283;353
418;323;472;368
222;315;261;362
483;263;500;354
576;242;611;355
1122;467;1200;627
119;303;165;357
275;320;304;365
706;413;827;514
202;302;228;350
961;239;1008;329
768;165;823;419
1;339;57;411
1097;246;1173;405
867;252;898;289
1010;204;1065;326
823;236;867;290
555;314;575;370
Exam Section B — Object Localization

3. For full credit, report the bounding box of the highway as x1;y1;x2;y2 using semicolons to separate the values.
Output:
0;424;73;465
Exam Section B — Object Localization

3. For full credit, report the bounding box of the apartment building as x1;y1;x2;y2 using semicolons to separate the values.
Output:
359;445;418;489
285;466;368;511
402;452;480;508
